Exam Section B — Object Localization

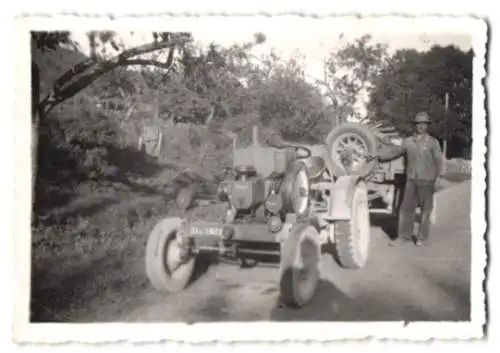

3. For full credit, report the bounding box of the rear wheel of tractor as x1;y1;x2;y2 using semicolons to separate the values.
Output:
334;181;371;269
145;217;196;293
279;224;321;308
282;161;311;218
325;122;378;178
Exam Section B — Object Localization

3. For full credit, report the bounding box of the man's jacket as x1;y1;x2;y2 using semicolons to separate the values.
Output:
377;133;444;181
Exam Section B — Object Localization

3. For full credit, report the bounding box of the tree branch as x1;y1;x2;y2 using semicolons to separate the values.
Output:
52;34;188;94
122;58;173;69
122;45;176;69
40;35;189;116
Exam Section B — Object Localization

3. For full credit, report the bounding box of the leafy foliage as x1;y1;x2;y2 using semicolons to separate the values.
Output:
31;31;74;52
319;35;389;122
367;45;473;158
253;55;331;143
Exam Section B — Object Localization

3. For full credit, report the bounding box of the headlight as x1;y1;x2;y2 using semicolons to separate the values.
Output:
217;181;230;201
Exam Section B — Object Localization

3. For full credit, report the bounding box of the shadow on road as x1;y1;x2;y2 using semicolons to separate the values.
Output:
370;214;398;240
270;280;355;321
417;265;471;321
270;277;470;322
189;256;213;288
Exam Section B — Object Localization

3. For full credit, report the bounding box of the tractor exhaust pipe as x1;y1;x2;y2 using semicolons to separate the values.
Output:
252;126;260;147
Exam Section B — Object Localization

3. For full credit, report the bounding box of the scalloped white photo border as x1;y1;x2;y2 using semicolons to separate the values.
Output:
12;14;488;343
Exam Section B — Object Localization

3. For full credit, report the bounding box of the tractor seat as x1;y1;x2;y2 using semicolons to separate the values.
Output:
307;156;327;180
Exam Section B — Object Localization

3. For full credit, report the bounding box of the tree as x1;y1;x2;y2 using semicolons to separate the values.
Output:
31;31;270;202
318;34;389;125
33;31;191;118
367;45;473;158
31;30;335;199
31;31;191;208
256;54;331;143
213;52;331;145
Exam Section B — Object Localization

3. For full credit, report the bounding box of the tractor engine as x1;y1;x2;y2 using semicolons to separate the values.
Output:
217;165;266;220
216;160;310;229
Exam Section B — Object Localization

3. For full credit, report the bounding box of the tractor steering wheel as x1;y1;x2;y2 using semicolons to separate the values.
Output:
294;146;312;159
265;133;312;159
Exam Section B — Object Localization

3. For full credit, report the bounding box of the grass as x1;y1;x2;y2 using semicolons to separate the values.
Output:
30;105;233;322
31;186;167;322
30;163;228;322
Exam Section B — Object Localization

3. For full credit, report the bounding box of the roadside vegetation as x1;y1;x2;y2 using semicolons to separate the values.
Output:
30;31;473;322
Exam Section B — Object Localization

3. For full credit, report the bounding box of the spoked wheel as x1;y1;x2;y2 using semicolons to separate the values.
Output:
331;133;372;178
325;123;378;178
334;181;371;269
145;217;196;293
279;224;321;308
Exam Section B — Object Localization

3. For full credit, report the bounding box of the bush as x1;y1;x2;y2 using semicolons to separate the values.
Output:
34;105;158;215
157;123;233;178
442;158;472;182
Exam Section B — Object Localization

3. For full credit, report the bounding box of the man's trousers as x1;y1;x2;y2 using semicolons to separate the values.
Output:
398;178;436;241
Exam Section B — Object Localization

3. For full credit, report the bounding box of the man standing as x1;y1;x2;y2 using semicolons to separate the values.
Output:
375;112;444;246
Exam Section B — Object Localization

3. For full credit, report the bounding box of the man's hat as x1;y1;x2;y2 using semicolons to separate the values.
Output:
412;111;431;124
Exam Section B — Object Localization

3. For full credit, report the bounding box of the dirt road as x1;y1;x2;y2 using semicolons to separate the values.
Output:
80;181;471;323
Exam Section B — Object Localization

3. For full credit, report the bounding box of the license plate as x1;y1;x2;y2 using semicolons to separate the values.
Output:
312;201;327;212
190;226;224;237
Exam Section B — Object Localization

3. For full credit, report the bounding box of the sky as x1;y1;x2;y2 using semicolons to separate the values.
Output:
69;27;472;83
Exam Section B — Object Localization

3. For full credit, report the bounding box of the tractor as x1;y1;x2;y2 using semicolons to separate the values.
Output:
145;122;405;308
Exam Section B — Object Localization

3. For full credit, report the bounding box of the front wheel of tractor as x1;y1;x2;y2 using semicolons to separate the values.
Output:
334;180;371;269
279;223;321;308
145;217;197;293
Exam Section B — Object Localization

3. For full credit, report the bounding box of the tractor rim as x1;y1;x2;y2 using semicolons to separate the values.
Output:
164;232;191;279
293;169;309;215
331;133;369;173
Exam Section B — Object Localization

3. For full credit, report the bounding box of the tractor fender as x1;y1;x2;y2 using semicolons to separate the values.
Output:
326;175;365;221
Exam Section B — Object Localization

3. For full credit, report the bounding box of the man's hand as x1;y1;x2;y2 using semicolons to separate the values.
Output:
364;155;377;163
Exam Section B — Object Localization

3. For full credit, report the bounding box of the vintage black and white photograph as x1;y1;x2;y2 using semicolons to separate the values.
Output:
15;14;487;342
